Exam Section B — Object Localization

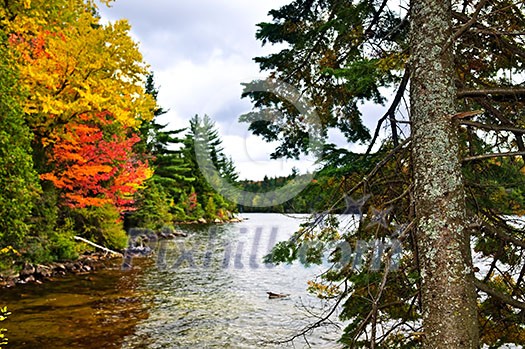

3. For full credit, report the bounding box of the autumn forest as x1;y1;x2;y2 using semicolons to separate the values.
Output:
0;0;240;267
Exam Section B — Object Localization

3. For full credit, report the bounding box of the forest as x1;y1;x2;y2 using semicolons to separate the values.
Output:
1;0;525;348
0;0;238;271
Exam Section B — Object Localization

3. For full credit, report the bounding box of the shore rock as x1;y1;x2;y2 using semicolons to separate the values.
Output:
0;252;120;288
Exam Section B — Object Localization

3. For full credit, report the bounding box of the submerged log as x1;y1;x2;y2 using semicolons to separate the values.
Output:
267;292;290;299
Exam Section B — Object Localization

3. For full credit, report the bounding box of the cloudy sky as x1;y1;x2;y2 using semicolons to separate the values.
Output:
99;1;388;180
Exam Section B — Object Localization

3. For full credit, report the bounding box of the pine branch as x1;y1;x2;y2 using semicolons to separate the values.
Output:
474;278;525;310
462;151;525;162
458;88;525;98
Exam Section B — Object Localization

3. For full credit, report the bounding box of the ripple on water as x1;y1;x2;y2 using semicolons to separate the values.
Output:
1;214;344;348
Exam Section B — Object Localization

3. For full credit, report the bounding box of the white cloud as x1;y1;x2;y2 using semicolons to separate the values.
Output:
98;0;392;180
99;0;303;180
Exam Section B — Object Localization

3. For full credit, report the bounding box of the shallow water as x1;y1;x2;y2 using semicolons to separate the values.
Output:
0;213;343;348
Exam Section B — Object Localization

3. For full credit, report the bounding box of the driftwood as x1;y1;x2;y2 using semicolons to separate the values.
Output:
267;292;290;299
73;236;122;257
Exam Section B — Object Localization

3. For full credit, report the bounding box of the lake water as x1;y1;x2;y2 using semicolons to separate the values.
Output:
0;213;343;348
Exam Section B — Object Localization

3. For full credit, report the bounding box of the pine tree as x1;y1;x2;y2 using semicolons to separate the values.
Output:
245;0;525;346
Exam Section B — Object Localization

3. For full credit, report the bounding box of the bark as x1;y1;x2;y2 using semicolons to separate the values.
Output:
410;0;479;347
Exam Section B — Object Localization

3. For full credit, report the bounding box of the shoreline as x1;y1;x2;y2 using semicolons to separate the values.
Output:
0;216;245;289
0;253;123;288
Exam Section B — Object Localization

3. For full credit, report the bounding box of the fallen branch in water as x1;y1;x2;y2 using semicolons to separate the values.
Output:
73;236;122;257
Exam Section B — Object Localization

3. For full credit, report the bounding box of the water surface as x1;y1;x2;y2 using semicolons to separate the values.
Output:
1;213;342;348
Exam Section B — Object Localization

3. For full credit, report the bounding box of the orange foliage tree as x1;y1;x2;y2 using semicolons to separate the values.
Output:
40;112;152;211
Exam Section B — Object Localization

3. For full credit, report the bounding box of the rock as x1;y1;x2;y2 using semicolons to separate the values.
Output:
197;218;207;224
64;262;75;272
229;218;242;223
125;246;153;257
21;275;35;283
158;226;177;239
54;263;67;272
19;263;35;277
173;230;187;237
213;218;222;224
35;265;52;278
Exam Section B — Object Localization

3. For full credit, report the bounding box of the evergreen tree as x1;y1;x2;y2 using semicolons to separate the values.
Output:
130;74;195;226
184;114;239;217
245;0;525;347
140;74;195;198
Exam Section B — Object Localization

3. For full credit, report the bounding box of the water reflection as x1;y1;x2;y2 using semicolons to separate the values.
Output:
1;260;151;349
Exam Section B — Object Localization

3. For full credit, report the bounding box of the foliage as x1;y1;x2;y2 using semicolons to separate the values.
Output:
40;113;152;210
0;306;10;349
0;30;40;248
73;205;128;251
180;114;238;220
127;180;173;231
0;0;157;263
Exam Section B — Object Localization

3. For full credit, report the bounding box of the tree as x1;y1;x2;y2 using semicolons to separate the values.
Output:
0;30;40;249
40;113;152;210
245;0;525;347
0;0;155;260
129;73;191;228
411;0;478;346
183;114;239;215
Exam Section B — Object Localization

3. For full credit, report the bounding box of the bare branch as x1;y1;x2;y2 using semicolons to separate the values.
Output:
268;283;347;345
460;120;525;134
458;88;525;98
472;97;525;162
443;0;489;53
453;11;525;61
474;278;525;310
366;69;410;154
462;151;525;162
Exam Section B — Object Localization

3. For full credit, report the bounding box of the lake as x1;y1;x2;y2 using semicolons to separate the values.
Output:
0;213;343;348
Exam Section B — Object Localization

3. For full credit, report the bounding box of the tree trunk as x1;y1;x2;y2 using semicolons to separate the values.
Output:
410;0;479;347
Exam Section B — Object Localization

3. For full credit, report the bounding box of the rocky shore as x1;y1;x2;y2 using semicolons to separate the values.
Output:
0;253;121;288
176;217;243;225
0;216;245;288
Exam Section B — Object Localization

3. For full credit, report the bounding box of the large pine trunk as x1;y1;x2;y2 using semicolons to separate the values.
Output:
410;0;479;347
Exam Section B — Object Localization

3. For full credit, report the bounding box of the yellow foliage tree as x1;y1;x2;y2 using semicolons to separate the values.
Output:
1;0;154;139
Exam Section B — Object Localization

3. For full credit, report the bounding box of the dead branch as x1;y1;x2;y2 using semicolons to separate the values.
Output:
460;120;525;134
462;151;525;162
458;88;525;98
443;0;489;53
474;278;525;310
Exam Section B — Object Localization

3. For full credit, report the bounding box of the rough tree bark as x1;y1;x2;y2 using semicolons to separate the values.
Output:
410;0;479;347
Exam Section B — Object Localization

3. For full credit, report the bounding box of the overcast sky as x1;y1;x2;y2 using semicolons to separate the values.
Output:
99;1;389;180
